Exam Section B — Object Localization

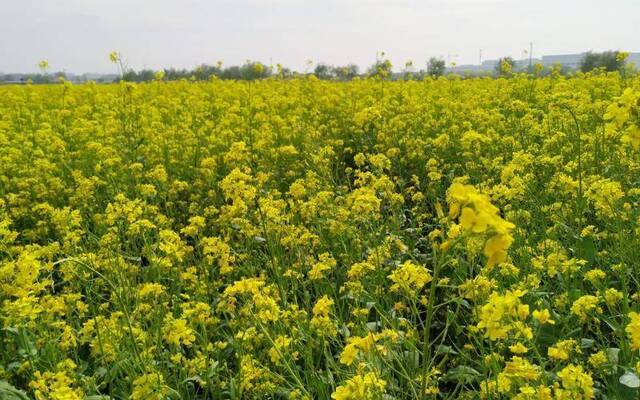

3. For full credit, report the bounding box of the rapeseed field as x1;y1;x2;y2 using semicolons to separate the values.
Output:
1;71;640;399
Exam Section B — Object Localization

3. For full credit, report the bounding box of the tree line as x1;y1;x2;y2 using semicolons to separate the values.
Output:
494;50;631;76
0;51;633;84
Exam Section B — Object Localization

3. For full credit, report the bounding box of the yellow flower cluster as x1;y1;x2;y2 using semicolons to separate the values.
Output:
605;88;640;149
331;371;386;400
476;289;531;341
387;260;432;296
130;372;170;400
446;182;515;266
627;312;640;350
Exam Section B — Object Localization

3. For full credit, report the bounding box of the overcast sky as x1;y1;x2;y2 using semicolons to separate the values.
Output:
1;0;638;73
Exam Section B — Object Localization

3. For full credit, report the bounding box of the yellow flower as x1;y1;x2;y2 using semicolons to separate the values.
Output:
339;343;359;365
130;372;170;400
548;339;578;361
483;233;514;267
476;290;531;341
268;335;292;363
604;288;623;306
29;360;82;400
584;269;606;284
447;182;515;266
311;296;337;337
501;356;540;381
570;295;599;322
308;253;337;280
509;342;528;354
201;236;235;275
387;260;432;296
312;295;334;316
338;332;391;365
555;364;594;399
331;372;386;400
138;283;166;299
109;51;120;63
626;312;640;350
532;309;555;325
622;124;640;150
163;317;196;347
588;351;608;368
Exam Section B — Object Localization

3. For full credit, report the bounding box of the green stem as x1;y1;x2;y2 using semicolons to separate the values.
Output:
421;248;444;397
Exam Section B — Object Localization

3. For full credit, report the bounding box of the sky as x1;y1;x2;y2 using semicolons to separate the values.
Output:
1;0;639;74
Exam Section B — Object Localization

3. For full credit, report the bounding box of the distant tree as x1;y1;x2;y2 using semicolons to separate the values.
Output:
274;64;294;79
580;51;626;73
427;57;446;77
334;64;359;81
163;68;190;80
51;72;67;82
242;61;271;80
580;52;602;72
192;63;222;80
219;65;242;80
368;52;393;79
495;57;515;76
314;63;334;80
216;61;271;80
121;69;155;82
273;64;293;79
401;61;416;80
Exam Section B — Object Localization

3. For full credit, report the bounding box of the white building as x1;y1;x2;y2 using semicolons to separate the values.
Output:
446;52;640;74
541;52;640;70
541;53;585;68
627;53;640;67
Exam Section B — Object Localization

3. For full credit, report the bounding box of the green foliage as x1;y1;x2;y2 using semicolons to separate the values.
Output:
334;64;359;81
580;51;626;73
0;381;30;400
368;52;393;79
313;63;334;80
495;56;515;76
427;57;446;78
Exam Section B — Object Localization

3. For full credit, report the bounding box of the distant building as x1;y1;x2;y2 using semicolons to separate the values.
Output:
0;80;27;85
541;52;640;70
449;52;640;74
514;58;542;69
627;53;640;67
481;59;499;69
541;53;585;69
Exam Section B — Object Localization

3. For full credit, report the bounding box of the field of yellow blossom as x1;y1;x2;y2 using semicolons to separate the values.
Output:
1;71;640;399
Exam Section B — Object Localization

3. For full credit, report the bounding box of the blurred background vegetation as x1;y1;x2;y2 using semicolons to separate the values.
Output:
0;50;635;84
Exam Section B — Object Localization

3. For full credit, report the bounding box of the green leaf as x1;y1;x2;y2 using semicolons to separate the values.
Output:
577;237;596;263
1;327;19;335
453;298;471;308
619;371;640;388
606;347;620;365
0;381;30;400
444;365;481;384
366;321;381;332
436;345;458;355
580;338;596;349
